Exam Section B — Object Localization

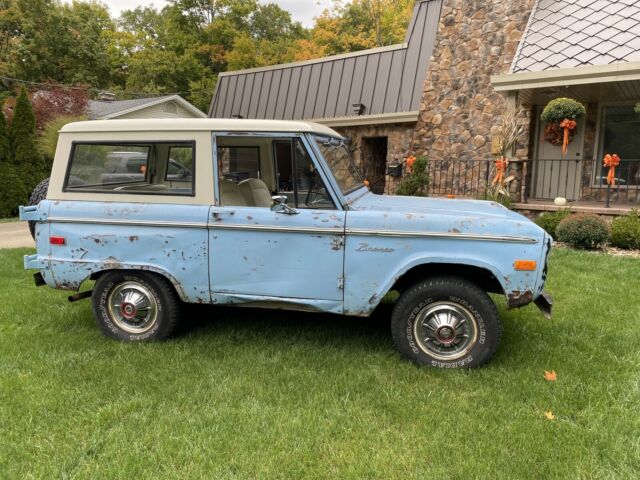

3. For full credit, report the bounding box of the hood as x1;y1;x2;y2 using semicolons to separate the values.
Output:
351;192;515;219
348;192;546;240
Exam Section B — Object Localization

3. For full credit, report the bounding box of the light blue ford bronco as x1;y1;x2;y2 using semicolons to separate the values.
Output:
20;119;552;369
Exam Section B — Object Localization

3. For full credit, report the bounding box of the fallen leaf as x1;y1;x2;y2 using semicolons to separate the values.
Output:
544;370;557;382
544;411;556;421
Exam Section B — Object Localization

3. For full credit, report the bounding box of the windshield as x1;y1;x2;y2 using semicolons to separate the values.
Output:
314;135;364;194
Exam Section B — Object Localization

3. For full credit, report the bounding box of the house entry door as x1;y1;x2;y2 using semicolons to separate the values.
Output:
533;119;585;200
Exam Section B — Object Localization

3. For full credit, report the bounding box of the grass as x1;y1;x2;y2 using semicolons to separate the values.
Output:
0;217;19;223
1;248;639;479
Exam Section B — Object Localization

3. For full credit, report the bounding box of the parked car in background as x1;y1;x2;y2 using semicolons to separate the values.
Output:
21;119;552;369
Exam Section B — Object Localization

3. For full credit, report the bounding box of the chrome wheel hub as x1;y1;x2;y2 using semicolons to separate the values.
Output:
413;301;478;361
107;282;158;334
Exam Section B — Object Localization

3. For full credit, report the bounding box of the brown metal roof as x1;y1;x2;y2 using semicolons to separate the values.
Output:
209;0;443;121
512;0;640;73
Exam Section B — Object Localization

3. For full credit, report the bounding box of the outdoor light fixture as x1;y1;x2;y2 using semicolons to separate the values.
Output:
352;103;365;116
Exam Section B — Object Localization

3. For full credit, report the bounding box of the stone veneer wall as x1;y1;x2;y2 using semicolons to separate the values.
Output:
410;0;537;199
335;123;416;194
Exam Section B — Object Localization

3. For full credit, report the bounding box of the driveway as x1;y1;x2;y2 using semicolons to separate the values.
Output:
0;221;34;249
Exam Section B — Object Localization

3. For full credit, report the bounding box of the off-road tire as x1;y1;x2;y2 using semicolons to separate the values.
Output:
92;271;181;342
27;177;50;239
391;276;502;369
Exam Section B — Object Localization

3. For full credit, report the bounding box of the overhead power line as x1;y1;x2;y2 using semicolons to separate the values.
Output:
0;75;192;97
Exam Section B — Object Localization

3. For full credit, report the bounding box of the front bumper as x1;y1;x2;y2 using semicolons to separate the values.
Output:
534;290;553;319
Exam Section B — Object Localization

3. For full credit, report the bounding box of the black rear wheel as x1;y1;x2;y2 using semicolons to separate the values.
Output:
92;271;182;342
27;177;49;239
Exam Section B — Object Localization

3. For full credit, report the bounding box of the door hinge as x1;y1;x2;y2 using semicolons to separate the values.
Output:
338;275;344;290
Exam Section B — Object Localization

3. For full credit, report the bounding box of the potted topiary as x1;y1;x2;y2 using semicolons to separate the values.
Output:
540;98;586;155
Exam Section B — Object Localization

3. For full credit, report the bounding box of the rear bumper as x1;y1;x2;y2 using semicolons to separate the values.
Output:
534;290;553;319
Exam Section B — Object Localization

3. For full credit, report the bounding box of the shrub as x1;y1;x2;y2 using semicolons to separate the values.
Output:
397;156;429;196
38;115;86;165
610;210;640;250
534;209;571;239
10;86;46;193
0;162;27;218
556;213;609;249
541;97;586;123
484;190;513;209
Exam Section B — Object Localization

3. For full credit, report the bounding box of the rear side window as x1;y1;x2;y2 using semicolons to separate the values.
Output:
65;142;195;196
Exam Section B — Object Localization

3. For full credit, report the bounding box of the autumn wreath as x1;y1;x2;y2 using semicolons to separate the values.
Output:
541;98;586;155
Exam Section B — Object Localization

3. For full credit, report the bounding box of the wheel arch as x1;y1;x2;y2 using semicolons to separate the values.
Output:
380;257;507;303
88;265;190;302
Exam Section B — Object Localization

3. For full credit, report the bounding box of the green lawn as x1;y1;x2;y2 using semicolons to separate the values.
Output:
1;248;638;479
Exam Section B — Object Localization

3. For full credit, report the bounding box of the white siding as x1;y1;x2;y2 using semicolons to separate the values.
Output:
118;102;200;119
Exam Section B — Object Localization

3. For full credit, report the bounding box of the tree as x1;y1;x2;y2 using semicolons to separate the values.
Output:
0;99;9;163
10;86;44;192
0;101;26;217
294;0;413;60
6;0;117;88
29;85;89;130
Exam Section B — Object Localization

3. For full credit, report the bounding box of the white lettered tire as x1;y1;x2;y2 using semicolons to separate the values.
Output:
92;271;181;341
391;276;502;368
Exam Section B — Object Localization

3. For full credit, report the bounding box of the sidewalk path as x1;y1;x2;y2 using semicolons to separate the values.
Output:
0;221;34;249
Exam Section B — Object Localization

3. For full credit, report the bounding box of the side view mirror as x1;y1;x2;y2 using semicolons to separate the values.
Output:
271;195;298;215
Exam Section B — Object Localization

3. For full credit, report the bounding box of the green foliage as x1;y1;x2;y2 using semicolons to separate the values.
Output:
635;103;640;115
534;209;572;239
0;103;10;164
10;87;44;194
556;213;609;249
541;97;587;123
302;0;414;58
5;0;115;88
397;157;429;197
188;77;218;113
0;162;27;218
38;115;87;165
610;210;640;250
484;190;513;209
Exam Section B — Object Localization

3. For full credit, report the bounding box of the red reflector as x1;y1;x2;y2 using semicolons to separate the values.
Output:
50;236;66;245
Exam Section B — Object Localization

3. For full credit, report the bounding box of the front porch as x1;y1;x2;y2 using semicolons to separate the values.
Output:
513;198;637;218
491;62;640;216
379;156;638;217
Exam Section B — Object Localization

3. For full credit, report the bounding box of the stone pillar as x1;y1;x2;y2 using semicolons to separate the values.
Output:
410;0;537;197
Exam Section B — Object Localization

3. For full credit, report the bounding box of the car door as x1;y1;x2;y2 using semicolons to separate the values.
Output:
208;133;346;310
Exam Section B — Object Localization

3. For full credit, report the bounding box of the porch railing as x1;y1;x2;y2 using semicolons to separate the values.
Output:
368;158;640;207
523;158;640;205
371;159;497;198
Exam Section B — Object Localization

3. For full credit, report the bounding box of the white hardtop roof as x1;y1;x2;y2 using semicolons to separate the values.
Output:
61;118;342;137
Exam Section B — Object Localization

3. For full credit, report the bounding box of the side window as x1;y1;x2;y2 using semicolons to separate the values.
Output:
64;142;195;196
217;146;260;183
166;146;193;181
274;139;334;210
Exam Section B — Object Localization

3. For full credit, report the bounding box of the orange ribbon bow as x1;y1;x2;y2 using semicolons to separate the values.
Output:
603;154;621;186
559;118;577;155
406;155;416;173
493;156;508;186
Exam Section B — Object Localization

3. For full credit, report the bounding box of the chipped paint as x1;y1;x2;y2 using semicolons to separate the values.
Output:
21;160;550;320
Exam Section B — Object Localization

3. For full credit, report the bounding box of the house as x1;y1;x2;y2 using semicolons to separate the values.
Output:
88;94;206;120
210;0;640;212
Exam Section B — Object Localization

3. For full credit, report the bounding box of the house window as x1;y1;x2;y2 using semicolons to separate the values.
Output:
597;105;640;187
